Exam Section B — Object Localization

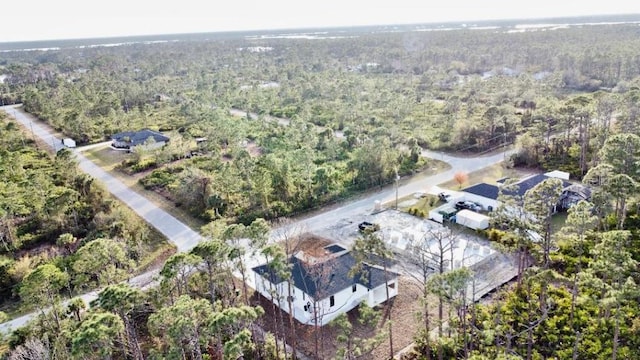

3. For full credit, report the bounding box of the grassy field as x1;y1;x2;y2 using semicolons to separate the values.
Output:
438;163;534;190
81;145;207;231
551;211;569;234
395;194;442;215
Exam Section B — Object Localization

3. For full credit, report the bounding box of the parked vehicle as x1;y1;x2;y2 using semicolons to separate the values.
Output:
455;201;482;212
438;192;452;202
358;221;380;233
62;138;76;148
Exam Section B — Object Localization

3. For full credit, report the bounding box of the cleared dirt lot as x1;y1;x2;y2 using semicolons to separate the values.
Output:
255;209;518;359
249;233;452;360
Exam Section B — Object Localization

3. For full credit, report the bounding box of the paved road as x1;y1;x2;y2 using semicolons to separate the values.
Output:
0;104;514;334
0;105;202;333
286;148;516;236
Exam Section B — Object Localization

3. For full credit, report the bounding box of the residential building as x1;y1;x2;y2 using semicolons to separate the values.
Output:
110;129;169;151
462;172;578;212
252;243;399;326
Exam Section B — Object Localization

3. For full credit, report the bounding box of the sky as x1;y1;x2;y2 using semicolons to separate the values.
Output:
2;0;639;42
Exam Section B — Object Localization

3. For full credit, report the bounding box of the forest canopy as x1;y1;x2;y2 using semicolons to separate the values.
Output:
2;16;640;359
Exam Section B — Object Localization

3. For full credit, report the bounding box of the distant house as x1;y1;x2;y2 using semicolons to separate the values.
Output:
252;243;399;326
110;129;169;151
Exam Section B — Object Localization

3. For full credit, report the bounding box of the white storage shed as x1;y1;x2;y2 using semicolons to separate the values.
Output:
456;209;490;230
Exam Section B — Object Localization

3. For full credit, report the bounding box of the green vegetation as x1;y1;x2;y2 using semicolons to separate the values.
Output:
2;20;640;224
2;16;640;359
404;195;439;217
0;113;174;317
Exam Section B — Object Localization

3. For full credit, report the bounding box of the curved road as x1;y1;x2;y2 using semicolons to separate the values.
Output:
0;104;515;333
294;148;516;235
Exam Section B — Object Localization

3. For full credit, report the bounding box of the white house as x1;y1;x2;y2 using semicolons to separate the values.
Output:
252;244;399;326
462;173;576;212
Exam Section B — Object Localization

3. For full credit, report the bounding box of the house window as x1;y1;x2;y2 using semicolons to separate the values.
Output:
388;282;396;289
330;296;335;307
352;284;357;293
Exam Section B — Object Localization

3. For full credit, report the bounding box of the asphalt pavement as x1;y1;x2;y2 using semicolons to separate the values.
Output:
0;105;203;334
0;104;514;334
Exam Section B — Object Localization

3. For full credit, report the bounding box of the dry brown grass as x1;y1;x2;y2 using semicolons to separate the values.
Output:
438;163;532;190
81;145;207;230
253;273;437;360
251;235;445;360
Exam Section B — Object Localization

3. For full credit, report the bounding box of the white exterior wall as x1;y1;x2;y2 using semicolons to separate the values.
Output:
367;277;399;307
132;140;166;152
253;272;399;326
314;284;368;325
462;193;499;211
429;209;444;223
456;210;490;230
545;170;570;180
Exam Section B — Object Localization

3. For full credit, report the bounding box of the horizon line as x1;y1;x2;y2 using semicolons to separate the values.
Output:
1;12;639;45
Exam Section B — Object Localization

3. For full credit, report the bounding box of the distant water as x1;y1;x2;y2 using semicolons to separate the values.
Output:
0;13;638;52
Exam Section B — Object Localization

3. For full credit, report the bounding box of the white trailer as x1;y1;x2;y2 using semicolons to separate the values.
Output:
455;209;490;230
62;138;76;148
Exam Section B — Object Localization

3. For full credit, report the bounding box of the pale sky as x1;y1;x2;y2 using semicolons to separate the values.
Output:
2;0;639;42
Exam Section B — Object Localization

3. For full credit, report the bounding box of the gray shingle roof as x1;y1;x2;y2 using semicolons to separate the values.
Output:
111;128;169;147
252;250;398;299
463;183;500;200
463;174;572;200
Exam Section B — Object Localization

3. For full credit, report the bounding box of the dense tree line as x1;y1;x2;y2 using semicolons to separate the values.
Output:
406;134;640;359
0;112;173;315
2;18;640;359
3;22;640;222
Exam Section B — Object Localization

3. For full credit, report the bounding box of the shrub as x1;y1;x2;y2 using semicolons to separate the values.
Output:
486;228;508;243
130;159;157;173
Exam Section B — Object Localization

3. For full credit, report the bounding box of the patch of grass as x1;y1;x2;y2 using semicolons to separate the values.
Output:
551;212;569;234
83;145;130;172
130;181;207;231
396;194;441;217
0;300;30;321
439;163;532;190
136;242;176;274
81;146;206;230
422;158;451;175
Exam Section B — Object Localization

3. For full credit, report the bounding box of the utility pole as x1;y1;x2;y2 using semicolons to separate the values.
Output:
395;168;400;210
503;132;507;161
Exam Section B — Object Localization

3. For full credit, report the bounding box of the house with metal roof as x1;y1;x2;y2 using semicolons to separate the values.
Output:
460;171;591;216
559;184;592;209
252;243;399;326
110;128;170;151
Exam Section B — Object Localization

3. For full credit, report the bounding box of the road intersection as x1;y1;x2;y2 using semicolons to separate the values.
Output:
0;104;516;334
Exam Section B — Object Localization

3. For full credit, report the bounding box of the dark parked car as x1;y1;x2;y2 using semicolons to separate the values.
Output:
358;221;380;233
438;192;452;202
455;201;482;211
